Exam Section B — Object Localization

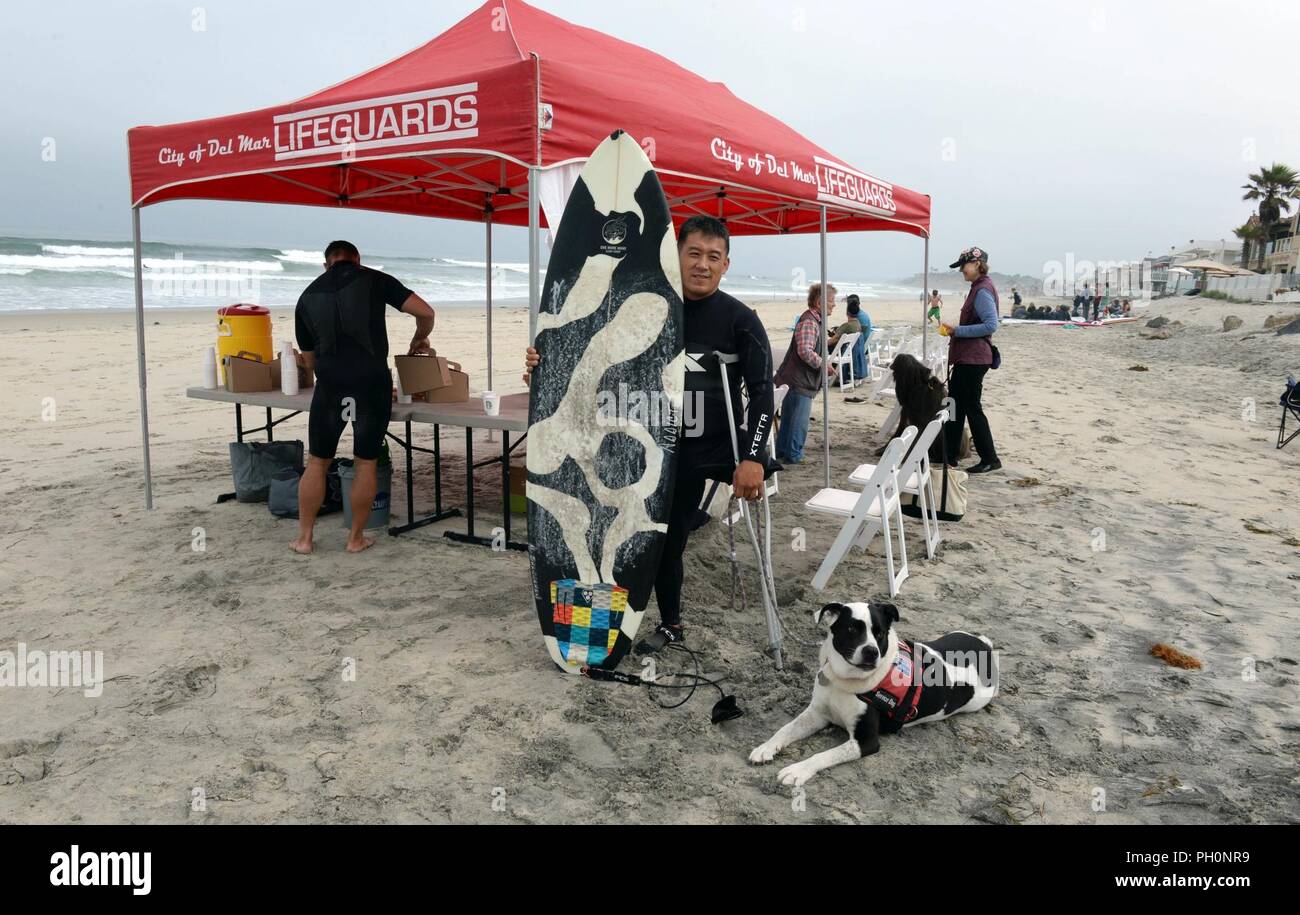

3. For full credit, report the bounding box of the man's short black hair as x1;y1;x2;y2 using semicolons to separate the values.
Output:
677;215;730;254
324;240;360;262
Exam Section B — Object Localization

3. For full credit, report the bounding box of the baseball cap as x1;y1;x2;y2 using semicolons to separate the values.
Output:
949;246;988;269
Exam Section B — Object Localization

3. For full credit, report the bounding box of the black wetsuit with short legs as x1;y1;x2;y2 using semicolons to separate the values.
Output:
294;262;412;460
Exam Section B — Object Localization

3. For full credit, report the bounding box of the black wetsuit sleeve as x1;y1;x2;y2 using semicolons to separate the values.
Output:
294;297;316;353
736;305;775;463
373;269;415;310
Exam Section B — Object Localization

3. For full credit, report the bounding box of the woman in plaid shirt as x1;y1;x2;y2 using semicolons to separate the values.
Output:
773;283;838;462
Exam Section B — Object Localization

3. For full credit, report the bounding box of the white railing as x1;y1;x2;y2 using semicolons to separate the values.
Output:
1202;272;1298;300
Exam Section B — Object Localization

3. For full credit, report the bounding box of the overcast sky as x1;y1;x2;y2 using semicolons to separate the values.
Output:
2;0;1294;280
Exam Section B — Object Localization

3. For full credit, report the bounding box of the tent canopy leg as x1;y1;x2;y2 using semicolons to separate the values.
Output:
819;206;830;489
132;207;154;509
922;234;930;361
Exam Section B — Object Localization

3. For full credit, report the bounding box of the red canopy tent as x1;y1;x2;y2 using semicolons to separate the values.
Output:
127;0;932;506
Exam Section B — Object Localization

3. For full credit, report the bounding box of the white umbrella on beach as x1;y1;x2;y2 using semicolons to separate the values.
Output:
1176;258;1254;276
1173;258;1254;292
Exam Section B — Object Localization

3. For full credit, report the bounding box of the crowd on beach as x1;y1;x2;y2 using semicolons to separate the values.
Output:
1004;287;1134;322
1069;285;1134;321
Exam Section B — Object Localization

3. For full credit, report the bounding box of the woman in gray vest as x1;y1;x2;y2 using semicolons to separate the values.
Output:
774;283;837;463
940;246;1001;473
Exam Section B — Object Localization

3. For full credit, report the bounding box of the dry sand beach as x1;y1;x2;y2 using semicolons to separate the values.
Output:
1;295;1297;824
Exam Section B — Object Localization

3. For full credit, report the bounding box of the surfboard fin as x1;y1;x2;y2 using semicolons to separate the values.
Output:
711;695;743;724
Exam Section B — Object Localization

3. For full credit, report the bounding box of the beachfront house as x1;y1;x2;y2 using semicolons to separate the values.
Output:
1259;212;1300;276
1146;239;1247;295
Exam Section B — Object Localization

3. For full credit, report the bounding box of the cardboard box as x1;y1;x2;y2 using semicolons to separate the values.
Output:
508;457;527;514
269;351;314;391
508;457;526;496
395;353;451;396
419;361;469;403
223;352;274;393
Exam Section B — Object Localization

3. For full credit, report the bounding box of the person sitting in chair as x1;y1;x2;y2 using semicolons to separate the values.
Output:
829;294;868;386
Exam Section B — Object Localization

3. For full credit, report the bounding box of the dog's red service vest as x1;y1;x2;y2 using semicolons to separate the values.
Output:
859;640;922;723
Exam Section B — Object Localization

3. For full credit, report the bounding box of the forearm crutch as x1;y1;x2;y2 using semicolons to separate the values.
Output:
715;352;783;670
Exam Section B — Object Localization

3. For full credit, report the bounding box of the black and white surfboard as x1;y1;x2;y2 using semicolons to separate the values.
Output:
526;130;685;674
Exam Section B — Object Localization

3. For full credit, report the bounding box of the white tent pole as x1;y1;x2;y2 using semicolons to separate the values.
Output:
819;205;830;489
132;206;154;509
485;207;493;390
922;234;930;360
528;167;541;344
484;205;497;443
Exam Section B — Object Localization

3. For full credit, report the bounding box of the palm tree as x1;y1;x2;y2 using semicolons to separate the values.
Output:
1242;163;1300;271
1233;218;1266;270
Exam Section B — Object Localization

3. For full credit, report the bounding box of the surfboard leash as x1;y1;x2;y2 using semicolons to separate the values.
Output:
580;644;742;723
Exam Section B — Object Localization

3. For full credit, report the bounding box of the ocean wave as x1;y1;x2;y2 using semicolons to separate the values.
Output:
435;257;533;273
42;244;135;257
0;253;286;273
275;249;325;265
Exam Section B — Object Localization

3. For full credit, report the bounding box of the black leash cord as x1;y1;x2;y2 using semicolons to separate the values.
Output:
581;644;727;710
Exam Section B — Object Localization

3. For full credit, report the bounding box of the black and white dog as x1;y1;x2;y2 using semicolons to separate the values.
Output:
749;602;998;786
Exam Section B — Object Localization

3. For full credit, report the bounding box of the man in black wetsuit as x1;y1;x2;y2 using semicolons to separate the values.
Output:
291;240;435;554
523;215;775;652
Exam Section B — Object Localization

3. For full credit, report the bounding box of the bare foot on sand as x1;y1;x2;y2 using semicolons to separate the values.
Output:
345;535;375;553
289;538;314;554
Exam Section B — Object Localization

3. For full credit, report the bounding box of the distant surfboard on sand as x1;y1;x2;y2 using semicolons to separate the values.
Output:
526;130;685;674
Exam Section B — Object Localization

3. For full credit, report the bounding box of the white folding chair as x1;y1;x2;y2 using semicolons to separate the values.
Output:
828;331;861;393
806;426;915;596
873;402;902;446
728;383;787;520
699;382;789;520
880;326;909;364
870;366;895;403
849;407;949;560
867;337;886;381
766;384;788;498
923;337;948;378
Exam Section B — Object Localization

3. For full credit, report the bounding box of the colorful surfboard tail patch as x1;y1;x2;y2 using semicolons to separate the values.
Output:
550;580;627;667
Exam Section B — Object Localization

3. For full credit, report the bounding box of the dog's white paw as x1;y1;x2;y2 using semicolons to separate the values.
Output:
749;743;779;764
777;762;816;787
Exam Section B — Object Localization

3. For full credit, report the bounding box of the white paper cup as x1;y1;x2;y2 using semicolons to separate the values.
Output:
202;346;218;389
482;391;500;416
394;365;413;404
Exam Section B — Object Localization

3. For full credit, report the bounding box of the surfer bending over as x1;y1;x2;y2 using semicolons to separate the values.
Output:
291;239;435;554
524;215;776;653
